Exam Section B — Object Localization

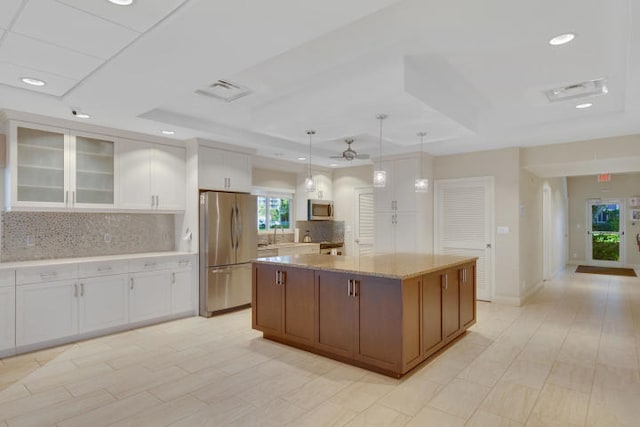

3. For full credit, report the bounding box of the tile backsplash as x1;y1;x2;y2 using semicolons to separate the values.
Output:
1;212;175;262
295;220;344;243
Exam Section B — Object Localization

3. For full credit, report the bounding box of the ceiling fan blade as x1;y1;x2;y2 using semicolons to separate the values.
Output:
355;154;370;159
329;155;344;159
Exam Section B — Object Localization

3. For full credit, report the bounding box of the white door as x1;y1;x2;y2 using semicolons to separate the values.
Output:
152;145;186;211
16;280;79;346
586;199;624;267
542;187;552;280
435;177;494;301
0;286;15;351
171;270;193;314
355;188;374;256
129;271;172;323
118;140;152;210
79;274;129;334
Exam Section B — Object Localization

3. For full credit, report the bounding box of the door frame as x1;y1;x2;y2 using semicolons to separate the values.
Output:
542;186;552;280
585;198;625;267
434;176;494;301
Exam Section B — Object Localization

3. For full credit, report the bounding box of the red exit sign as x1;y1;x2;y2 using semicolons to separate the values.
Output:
597;174;611;183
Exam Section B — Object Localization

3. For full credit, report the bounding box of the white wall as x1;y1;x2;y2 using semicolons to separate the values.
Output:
519;169;542;296
434;147;520;302
252;168;296;190
332;165;372;255
567;173;640;266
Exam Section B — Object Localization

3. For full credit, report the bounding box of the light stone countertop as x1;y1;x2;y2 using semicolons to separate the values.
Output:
254;253;477;280
0;251;197;270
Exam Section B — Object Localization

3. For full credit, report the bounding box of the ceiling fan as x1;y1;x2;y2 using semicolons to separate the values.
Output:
330;139;370;161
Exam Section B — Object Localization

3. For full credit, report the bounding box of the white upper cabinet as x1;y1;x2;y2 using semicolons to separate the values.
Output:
373;157;418;213
199;145;251;192
118;140;186;212
7;122;116;211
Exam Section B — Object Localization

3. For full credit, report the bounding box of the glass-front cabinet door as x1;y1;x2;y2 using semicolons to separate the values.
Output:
14;124;68;207
9;122;116;210
71;134;115;207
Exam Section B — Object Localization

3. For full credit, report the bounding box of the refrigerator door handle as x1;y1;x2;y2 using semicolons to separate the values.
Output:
235;205;242;250
230;207;236;249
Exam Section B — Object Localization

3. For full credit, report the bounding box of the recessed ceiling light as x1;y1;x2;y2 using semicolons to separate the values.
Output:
20;77;46;87
107;0;134;5
297;157;307;161
549;33;575;46
161;130;175;135
75;113;91;119
576;103;593;109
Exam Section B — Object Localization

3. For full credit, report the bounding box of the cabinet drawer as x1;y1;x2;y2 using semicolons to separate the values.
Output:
0;270;15;287
169;256;194;271
16;264;78;285
78;260;129;278
128;258;171;273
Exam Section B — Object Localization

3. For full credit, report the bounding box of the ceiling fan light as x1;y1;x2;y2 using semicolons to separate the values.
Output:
373;170;387;187
415;178;429;193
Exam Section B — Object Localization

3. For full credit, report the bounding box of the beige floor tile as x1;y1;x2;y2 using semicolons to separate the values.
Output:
329;373;397;412
5;390;115;427
0;387;71;421
597;345;639;370
429;378;490;420
0;360;41;391
282;375;351;410
344;403;410;427
480;381;539;424
285;401;358;427
241;372;312;407
587;386;640;427
456;358;508;387
167;395;256;426
105;365;188;399
546;361;594;394
411;359;465;385
109;395;207;427
377;376;441;416
526;383;589;427
405;406;465;427
226;397;307;427
190;368;270;403
501;359;552;390
147;366;228;402
464;410;523;427
0;384;30;405
476;341;523;365
556;334;600;368
24;362;114;394
58;391;161;427
592;363;640;394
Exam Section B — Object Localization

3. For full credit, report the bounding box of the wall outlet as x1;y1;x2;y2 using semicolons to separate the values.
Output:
573;252;577;258
25;235;35;247
104;233;111;243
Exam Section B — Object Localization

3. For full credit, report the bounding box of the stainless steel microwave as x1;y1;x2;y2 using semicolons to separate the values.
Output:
308;199;334;220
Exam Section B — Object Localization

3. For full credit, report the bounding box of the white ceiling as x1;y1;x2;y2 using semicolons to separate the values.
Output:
0;0;639;169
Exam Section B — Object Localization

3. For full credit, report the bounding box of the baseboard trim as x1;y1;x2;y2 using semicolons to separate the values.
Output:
493;280;544;307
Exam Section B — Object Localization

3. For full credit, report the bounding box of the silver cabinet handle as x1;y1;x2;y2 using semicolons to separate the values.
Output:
65;191;69;206
442;274;448;290
275;270;280;285
40;272;58;279
280;270;286;285
144;262;157;268
151;195;155;207
156;195;160;207
347;279;352;296
74;283;78;297
171;272;176;284
353;280;358;297
130;277;134;290
97;266;112;272
72;191;75;206
80;283;84;297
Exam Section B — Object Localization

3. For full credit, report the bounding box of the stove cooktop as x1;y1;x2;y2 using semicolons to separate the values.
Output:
318;241;344;249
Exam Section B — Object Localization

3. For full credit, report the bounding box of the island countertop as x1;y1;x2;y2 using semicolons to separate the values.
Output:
253;252;477;280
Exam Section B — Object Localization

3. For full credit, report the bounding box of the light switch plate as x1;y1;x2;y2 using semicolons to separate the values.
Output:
497;226;510;235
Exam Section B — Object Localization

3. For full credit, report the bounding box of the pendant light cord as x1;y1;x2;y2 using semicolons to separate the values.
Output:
307;130;315;177
418;131;426;176
376;114;387;166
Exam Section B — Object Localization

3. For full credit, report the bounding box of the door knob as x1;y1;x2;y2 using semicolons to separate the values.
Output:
486;243;492;248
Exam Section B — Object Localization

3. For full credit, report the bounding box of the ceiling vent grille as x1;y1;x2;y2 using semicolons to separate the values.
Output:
544;78;608;103
195;79;252;102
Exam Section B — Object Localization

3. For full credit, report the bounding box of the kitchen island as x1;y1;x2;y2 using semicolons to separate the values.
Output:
252;253;477;378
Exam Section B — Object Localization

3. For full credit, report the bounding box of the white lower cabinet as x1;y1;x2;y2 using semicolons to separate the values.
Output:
171;270;192;314
0;284;15;352
79;274;129;334
129;271;172;323
16;280;79;346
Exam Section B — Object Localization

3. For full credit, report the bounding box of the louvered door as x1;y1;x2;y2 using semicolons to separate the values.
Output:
356;189;374;256
434;177;493;301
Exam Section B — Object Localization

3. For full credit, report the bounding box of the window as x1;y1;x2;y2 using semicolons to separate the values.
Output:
257;195;292;230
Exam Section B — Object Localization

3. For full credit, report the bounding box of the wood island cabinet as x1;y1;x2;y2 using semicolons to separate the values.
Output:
253;255;477;377
252;264;315;347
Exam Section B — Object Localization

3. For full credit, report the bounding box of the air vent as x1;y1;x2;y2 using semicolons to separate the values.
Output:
195;79;252;102
544;78;608;103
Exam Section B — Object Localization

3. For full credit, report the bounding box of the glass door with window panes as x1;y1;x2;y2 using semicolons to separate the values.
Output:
16;126;67;205
587;200;624;266
72;135;115;206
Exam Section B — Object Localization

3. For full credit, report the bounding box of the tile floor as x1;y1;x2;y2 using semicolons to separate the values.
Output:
1;269;639;426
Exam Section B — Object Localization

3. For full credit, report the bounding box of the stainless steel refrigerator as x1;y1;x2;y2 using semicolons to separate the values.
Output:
199;191;257;317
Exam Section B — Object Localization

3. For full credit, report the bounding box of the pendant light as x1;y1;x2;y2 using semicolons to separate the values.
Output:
304;130;316;192
373;114;387;187
415;131;429;192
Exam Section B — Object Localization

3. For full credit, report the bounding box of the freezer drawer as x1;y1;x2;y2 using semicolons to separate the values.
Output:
201;264;252;316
